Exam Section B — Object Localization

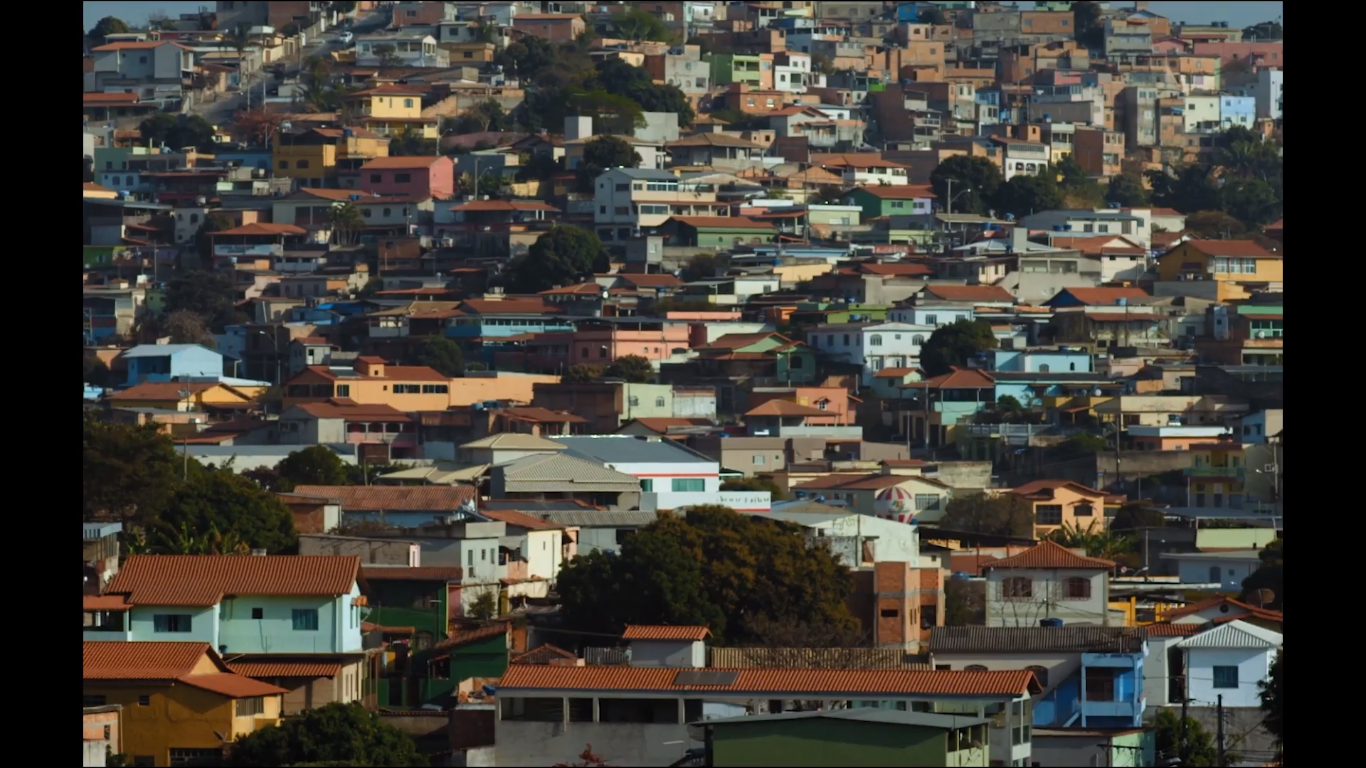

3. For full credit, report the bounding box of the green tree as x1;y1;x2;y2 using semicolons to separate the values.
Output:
1045;520;1134;560
614;8;670;42
1071;1;1105;49
389;125;434;156
720;477;789;501
810;53;836;75
577;135;641;192
939;492;1034;538
1243;20;1283;42
276;446;350;491
328;201;364;246
993;169;1063;217
195;210;235;260
1054;154;1104;207
468;587;498;621
87;16;131;45
451;99;507;133
1222;178;1281;226
162;466;298;553
513;226;610;292
918;6;948;25
919;319;996;377
83;414;181;526
930;155;1003;216
1240;538;1283;610
604;354;654;383
1145;164;1222;213
1183;210;1247;239
1154;708;1225;767
557;506;857;644
373;43;404;69
562;364;603;384
589;60;695;126
565;88;647;135
1260;649;1283;760
1106;172;1150;207
681;252;726;282
944;577;983;626
133;309;216;347
227;702;427;767
1111;502;1165;532
165;270;240;332
139;113;218;153
413;336;466;377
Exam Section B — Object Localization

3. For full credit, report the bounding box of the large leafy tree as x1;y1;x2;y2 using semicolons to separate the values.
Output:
562;364;603;384
588;60;695;126
1071;2;1105;49
1054;154;1104;208
413;336;466;378
577;135;641;192
929;155;1003;216
614;8;671;42
511;226;610;292
1154;708;1227;767
1240;538;1283;610
557;506;858;644
227;702;427;767
165;270;241;332
275;446;350;492
939;493;1035;538
138;113;217;153
1106;172;1150;207
87;16;130;45
993;169;1063;218
82;414;181;526
162;466;297;553
1144;164;1224;215
605;354;654;383
919;318;996;377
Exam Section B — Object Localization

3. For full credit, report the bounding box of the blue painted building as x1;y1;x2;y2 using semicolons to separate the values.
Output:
1220;95;1256;130
975;88;1003;127
446;313;575;367
121;343;225;386
991;348;1093;374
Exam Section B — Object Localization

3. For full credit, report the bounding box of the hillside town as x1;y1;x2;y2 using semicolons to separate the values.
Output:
82;1;1284;766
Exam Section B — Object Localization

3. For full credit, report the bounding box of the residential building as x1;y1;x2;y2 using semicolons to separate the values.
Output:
550;435;769;513
1030;729;1156;768
816;154;912;186
692;332;819;386
289;485;477;529
359;155;455;199
1176;621;1282;708
791;472;953;522
664;133;764;170
984;541;1114;628
903;366;998;449
511;13;586;41
1156;240;1283;302
355;30;448;68
278;401;418;459
273;127;390;187
82;642;286;768
701;710;992;767
82;705;123;767
1160;550;1266;591
929;626;1148;728
87;41;195;108
120;344;224;385
1010;480;1121;537
592;168;729;243
488;452;643;509
806;322;936;384
663;216;777;248
991;138;1051;183
842;185;936;220
341;84;440;139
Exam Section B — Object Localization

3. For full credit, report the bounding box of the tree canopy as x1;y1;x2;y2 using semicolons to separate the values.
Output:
162;465;298;553
511;226;610;292
993;168;1064;218
1071;2;1105;48
556;506;859;644
88;16;130;45
919;319;997;377
720;476;789;501
164;270;241;332
413;336;466;378
929;155;1002;216
1260;649;1283;760
577;135;641;192
276;446;350;491
138;113;217;153
1240;538;1282;610
1106;172;1150;207
562;364;603;384
227;702;427;767
939;492;1034;538
1153;708;1228;767
83;414;181;527
1144;127;1283;227
613;9;671;42
604;354;654;383
588;60;695;126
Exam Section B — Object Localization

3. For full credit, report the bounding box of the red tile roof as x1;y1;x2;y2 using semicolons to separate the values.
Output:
83;594;132;611
292;402;413;420
699;332;787;351
1010;479;1108;499
361;156;447;170
482;509;566;530
228;662;343;678
84;642;219;679
630;417;714;434
360;566;465;582
1143;623;1204;637
1183;239;1278;258
347;84;428;97
623;625;712;642
908;366;996;390
1161;595;1282;621
499;665;1041;696
873;367;921;378
1049;236;1146;256
669;215;776;230
92;40;182;51
216;222;307;236
461;298;556;315
618;274;685;288
1263;219;1283;232
860;262;934;277
1054;287;1150;305
84;92;143;104
108;382;230;401
180;673;290;698
987;540;1115;570
105;555;361;607
512;643;580;665
290;485;476;511
499;406;589;423
853;185;936;199
922;285;1014;302
434;624;509;651
746;400;829;417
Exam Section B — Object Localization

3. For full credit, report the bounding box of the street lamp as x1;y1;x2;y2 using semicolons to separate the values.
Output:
254;330;282;386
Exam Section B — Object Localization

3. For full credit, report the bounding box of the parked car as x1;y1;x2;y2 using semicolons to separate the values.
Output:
339;31;354;45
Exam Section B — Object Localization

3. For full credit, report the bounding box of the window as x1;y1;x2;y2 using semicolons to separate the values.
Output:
133;758;155;767
1065;577;1091;599
1037;505;1063;526
251;607;264;620
914;494;941;511
169;749;222;766
292;608;319;631
912;334;925;345
672;478;705;492
869;334;882;346
752;455;766;465
1039;364;1051;373
83;694;106;707
1026;665;1049;687
1075;504;1093;517
880;608;900;618
827;335;834;346
235;697;265;716
1208;565;1221;583
279;160;290;169
336;384;351;397
138;694;151;706
640;479;654;492
629;396;640;407
655;397;666;407
404;98;414;108
925;314;937;325
370;174;382;183
600;347;608;358
1001;577;1032;599
394;173;412;183
153;614;192;633
422;384;450;394
297;159;310;169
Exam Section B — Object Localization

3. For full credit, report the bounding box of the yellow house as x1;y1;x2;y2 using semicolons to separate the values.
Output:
282;356;560;410
84;181;119;199
1009;479;1123;537
1156;239;1283;301
273;127;390;184
343;84;439;139
83;642;286;767
108;381;256;412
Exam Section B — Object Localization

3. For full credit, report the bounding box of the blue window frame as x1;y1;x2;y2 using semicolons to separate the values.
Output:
292;608;320;631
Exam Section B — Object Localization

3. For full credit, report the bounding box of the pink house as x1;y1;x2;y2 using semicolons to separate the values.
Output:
359;155;455;199
570;319;692;366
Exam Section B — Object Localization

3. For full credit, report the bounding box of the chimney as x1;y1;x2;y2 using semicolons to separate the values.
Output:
564;115;592;142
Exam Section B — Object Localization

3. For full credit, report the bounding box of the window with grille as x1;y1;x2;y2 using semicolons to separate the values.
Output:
1037;505;1063;526
169;748;223;767
914;494;940;511
153;614;192;633
1001;577;1032;599
234;697;265;716
672;478;705;492
292;609;319;631
1065;577;1091;599
1212;666;1239;689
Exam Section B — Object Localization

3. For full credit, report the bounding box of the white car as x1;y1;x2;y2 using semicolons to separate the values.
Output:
339;31;354;45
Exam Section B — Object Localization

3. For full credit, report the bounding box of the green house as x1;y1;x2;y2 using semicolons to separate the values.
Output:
665;216;776;248
363;567;509;708
695;332;818;384
707;53;763;86
702;709;992;767
843;185;937;220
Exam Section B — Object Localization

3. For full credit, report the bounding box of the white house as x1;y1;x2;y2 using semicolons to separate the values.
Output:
888;305;976;327
356;31;448;68
984;541;1114;628
1177;620;1282;708
551;435;769;513
1160;550;1264;592
806;321;936;384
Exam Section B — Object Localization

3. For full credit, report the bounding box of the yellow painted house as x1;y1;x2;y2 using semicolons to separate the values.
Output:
1156;239;1283;301
107;381;257;412
1009;479;1123;537
82;641;286;767
342;84;439;138
273;126;390;185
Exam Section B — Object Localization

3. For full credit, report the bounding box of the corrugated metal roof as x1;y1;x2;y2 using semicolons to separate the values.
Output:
498;666;1041;697
1178;620;1283;649
930;627;1147;654
553;435;714;465
701;709;988;729
538;510;661;527
499;453;642;489
461;433;567;451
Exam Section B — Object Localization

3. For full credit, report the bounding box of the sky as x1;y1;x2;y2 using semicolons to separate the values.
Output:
84;0;1285;34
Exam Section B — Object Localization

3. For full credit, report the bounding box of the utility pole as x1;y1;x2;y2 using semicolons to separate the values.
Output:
1179;695;1190;767
1216;694;1226;767
945;178;955;216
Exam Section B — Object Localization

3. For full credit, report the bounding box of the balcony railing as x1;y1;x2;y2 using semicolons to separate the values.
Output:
1184;466;1245;479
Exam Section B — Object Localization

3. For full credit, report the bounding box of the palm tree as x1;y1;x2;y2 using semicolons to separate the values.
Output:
1045;520;1135;561
156;521;212;554
328;201;363;246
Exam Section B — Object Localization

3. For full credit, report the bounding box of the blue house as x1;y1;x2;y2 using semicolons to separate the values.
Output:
929;626;1148;729
991;348;1093;374
1220;95;1256;130
121;343;225;386
83;555;366;656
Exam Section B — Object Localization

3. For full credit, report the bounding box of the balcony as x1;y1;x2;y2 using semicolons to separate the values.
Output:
1081;698;1143;719
1184;465;1245;480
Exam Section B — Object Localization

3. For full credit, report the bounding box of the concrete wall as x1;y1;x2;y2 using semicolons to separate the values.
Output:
986;569;1109;627
629;639;704;668
1184;648;1272;708
495;719;696;767
298;535;418;565
930;461;993;489
1143;636;1183;708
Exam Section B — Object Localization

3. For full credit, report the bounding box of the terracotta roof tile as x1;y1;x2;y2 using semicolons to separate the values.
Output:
179;673;290;698
623;625;712;642
499;406;588;423
109;382;228;401
859;262;934;277
460;298;556;315
360;566;465;581
481;510;566;530
83;594;132;611
1051;287;1150;305
361;156;447;170
105;555;361;607
292;402;412;420
511;643;580;665
1010;479;1107;498
450;200;560;212
84;642;219;679
216;222;307;236
745;400;829;417
434;624;509;651
699;332;787;351
987;540;1115;570
1144;622;1205;637
498;666;1041;696
908;366;996;390
228;662;343;678
669;215;775;230
1161;595;1281;620
1184;240;1277;258
922;285;1014;302
619;274;685;288
629;417;714;434
290;485;476;511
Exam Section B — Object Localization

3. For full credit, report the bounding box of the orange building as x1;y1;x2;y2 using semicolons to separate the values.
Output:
1009;480;1123;537
746;386;856;426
